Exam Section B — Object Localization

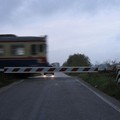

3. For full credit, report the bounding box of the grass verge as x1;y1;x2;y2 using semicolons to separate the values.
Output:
73;72;120;101
0;73;20;88
0;73;41;88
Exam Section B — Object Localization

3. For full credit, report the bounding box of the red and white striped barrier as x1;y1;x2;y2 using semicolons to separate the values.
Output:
116;66;120;84
4;67;99;73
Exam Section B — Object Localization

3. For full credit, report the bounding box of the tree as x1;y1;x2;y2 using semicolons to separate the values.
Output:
63;53;91;66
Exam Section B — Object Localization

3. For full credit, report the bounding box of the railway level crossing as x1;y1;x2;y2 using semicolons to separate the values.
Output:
2;66;115;73
0;66;119;83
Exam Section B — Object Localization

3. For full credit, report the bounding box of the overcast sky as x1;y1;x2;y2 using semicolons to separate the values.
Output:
0;0;120;65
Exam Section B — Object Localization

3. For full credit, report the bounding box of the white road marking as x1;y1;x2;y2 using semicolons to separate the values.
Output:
0;80;24;94
76;79;120;113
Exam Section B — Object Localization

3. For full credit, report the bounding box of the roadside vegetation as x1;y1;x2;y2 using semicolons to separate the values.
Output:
0;73;24;88
63;53;120;101
0;72;40;88
78;72;120;101
0;73;15;88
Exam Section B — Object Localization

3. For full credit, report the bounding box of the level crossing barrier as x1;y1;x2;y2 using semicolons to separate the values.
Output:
0;66;116;73
4;66;99;73
1;66;119;83
116;65;120;84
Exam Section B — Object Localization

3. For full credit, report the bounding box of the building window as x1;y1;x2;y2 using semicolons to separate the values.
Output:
39;44;43;52
11;45;25;56
31;44;37;55
0;45;4;56
39;44;46;53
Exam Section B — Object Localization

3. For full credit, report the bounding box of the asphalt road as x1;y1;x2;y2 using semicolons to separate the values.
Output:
0;73;120;120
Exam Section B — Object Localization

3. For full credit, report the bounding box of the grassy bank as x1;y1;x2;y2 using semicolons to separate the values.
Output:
0;73;41;88
0;73;18;88
77;72;120;101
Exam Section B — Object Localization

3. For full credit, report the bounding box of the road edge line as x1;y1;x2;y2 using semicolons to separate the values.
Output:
76;79;120;113
0;80;24;94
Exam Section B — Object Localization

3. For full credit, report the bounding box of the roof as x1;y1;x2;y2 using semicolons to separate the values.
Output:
0;34;47;42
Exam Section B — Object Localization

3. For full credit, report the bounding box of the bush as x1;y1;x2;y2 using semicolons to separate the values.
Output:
0;73;17;88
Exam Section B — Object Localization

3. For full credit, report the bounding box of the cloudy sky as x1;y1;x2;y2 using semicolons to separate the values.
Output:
0;0;120;65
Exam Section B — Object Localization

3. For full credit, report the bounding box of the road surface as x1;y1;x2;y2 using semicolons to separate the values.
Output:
0;72;120;120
